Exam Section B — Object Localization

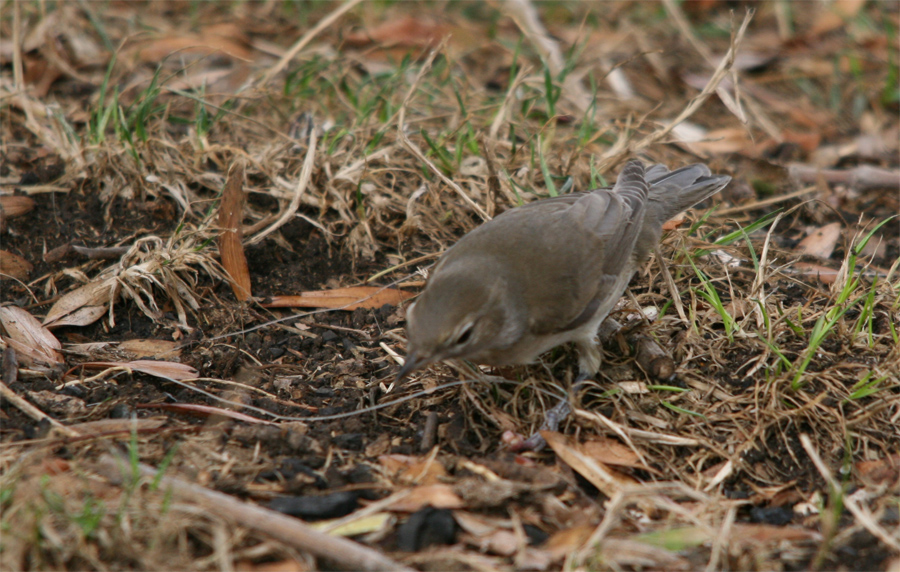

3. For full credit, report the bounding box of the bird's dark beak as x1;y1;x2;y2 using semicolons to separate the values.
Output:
396;352;425;383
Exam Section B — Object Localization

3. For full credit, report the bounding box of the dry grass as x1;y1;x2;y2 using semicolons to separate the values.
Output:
1;1;898;570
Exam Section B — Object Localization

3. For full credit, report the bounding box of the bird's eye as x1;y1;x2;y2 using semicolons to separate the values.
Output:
455;324;473;345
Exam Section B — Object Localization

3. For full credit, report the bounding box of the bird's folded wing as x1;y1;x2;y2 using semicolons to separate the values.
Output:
523;161;649;335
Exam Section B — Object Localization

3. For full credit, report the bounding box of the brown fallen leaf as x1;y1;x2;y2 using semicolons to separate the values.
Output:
67;417;168;436
2;337;61;373
22;53;64;97
781;129;822;154
796;222;842;260
542;431;639;497
0;195;36;218
118;339;181;359
44;305;108;329
235;558;312;572
33;457;71;476
264;286;415;311
218;162;252;301
452;511;512;538
76;360;198;381
129;23;253;64
0;250;33;281
0;306;63;368
379;453;448;486
792;261;840;284
385;484;465;512
476;529;518;556
143;402;274;425
684;126;755;156
730;523;821;544
344;14;481;63
43;276;116;327
599;538;691;570
662;215;687;231
855;453;900;486
345;15;453;49
581;437;651;471
809;0;867;38
544;524;595;561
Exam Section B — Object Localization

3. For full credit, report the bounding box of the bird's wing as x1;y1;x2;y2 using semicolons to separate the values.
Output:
516;160;649;335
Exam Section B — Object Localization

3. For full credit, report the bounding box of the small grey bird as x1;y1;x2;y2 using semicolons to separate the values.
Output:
398;159;730;445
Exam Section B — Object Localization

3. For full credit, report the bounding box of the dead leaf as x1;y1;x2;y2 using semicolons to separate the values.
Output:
264;286;415;311
236;558;312;572
2;337;58;372
781;129;822;154
22;53;64;97
662;215;687;231
386;484;464;512
730;523;821;544
0;195;36;218
796;222;842;259
130;23;253;64
454;477;528;509
44;305;108;329
793;261;840;284
78;360;198;381
809;0;867;37
34;457;71;476
542;431;639;497
581;437;649;470
345;15;453;49
118;339;181;359
379;453;448;485
43;277;116;327
452;511;511;537
0;306;63;367
855;453;900;486
684;127;755;156
616;381;649;394
0;250;33;281
544;524;594;561
218;162;252;301
477;529;519;556
311;512;393;538
144;402;274;425
599;538;690;570
67;417;168;436
634;526;712;550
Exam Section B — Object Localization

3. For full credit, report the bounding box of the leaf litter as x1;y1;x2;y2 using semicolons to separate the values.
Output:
1;1;898;571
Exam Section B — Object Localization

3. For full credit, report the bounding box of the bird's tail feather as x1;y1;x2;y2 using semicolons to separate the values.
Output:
646;164;731;221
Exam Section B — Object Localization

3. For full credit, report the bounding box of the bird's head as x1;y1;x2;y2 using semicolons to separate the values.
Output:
397;265;519;381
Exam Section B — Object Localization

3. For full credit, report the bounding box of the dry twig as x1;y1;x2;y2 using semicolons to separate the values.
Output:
96;455;416;572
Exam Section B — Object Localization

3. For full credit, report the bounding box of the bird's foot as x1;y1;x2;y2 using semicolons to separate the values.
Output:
509;371;594;452
515;398;572;451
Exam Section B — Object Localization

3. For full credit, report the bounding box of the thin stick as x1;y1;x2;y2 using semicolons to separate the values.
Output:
0;378;80;438
260;0;364;86
367;252;440;283
96;455;416;572
248;120;317;245
715;185;817;216
655;245;688;323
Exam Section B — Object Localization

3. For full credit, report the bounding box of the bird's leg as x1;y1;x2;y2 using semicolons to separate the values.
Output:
517;338;600;451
